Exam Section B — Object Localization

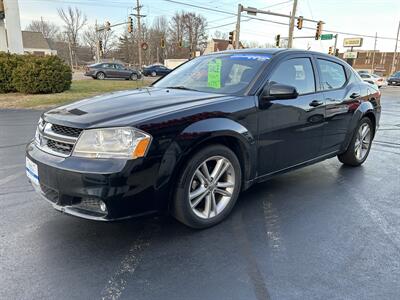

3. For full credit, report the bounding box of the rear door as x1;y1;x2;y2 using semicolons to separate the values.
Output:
316;57;361;153
257;55;326;175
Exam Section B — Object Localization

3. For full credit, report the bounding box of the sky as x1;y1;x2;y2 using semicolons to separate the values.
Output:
15;0;400;53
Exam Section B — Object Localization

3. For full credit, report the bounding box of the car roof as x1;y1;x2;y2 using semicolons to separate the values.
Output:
205;48;343;61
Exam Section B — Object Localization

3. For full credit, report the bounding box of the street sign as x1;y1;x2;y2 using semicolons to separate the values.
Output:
343;38;363;47
343;51;358;59
141;42;148;51
320;34;333;40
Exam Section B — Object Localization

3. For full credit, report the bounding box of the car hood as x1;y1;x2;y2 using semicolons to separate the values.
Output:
44;87;229;128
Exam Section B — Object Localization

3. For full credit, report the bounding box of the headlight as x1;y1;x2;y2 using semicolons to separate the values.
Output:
72;127;152;159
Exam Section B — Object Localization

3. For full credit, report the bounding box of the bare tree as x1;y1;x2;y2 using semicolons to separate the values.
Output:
212;30;228;40
58;6;87;67
26;18;60;40
83;25;116;58
168;11;207;59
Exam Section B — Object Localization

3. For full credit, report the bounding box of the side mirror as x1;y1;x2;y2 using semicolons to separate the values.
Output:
262;83;298;100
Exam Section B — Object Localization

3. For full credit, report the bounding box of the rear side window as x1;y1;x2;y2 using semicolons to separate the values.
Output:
318;59;347;90
269;58;315;95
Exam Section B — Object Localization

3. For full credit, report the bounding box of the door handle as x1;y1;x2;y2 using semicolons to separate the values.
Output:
309;100;323;107
350;92;360;99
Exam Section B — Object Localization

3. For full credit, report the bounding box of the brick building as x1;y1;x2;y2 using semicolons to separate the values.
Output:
339;50;400;76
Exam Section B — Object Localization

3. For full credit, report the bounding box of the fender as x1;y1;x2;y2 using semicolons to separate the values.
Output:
155;118;257;194
340;101;376;153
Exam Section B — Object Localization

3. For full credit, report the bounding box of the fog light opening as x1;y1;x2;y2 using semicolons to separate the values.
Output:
99;201;107;212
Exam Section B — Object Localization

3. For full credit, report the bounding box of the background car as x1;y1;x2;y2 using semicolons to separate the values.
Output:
359;73;386;88
142;64;172;77
387;71;400;85
85;63;142;80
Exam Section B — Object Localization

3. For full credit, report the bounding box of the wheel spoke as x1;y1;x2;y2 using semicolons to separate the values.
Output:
195;170;208;184
216;181;235;188
200;162;212;182
189;186;207;201
210;159;225;180
211;192;218;216
361;125;370;140
190;190;208;208
214;188;232;198
204;194;212;218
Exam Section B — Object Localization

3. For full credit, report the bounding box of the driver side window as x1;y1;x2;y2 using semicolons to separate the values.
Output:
269;58;316;95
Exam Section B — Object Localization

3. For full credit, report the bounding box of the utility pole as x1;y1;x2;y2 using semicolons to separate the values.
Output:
333;34;338;53
235;4;243;49
95;20;100;63
371;32;377;73
287;0;298;48
135;0;143;69
390;20;400;74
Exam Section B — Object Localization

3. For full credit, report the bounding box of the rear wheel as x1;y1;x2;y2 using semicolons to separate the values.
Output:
338;117;373;166
172;145;242;229
130;73;138;81
96;72;105;80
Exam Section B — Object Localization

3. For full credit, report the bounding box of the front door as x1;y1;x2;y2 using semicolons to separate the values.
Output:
257;56;325;175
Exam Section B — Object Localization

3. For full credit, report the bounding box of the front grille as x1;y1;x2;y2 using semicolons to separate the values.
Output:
51;124;83;138
47;139;74;155
36;121;81;157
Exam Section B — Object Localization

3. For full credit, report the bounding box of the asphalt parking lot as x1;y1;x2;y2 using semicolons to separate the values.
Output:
0;87;399;300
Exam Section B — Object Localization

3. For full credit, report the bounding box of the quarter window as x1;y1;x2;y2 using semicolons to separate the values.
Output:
318;59;347;90
269;58;315;95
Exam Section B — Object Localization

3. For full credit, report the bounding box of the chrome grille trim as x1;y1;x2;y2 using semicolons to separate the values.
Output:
36;122;81;157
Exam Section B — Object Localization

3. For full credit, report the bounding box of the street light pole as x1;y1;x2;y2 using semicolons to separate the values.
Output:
287;0;298;48
235;4;242;49
371;32;377;73
390;20;400;74
136;0;142;69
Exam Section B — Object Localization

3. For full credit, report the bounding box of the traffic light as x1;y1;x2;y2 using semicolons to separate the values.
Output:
296;16;303;30
315;21;323;40
228;31;234;45
0;0;4;20
275;34;280;47
335;49;339;57
105;21;111;31
98;40;103;52
161;37;165;48
328;46;333;55
128;17;133;33
178;39;183;48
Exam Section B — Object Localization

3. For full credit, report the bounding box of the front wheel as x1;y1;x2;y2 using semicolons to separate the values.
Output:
338;117;373;166
151;71;157;77
172;145;242;229
96;72;105;80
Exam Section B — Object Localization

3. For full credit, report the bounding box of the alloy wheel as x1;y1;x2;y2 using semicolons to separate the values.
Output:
188;156;235;219
354;123;372;161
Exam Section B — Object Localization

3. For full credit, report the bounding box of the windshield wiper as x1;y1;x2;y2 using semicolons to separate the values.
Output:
165;86;198;91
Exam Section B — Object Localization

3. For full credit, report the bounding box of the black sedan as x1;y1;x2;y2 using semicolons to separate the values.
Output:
142;64;171;77
84;63;142;80
26;49;380;229
387;71;400;85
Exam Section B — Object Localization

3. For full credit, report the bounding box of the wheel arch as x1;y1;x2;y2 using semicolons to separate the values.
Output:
154;118;257;209
341;101;377;152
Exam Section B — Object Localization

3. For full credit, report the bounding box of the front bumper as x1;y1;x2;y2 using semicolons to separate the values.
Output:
26;141;159;221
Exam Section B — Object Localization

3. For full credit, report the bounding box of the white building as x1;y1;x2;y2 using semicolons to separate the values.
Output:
22;31;57;56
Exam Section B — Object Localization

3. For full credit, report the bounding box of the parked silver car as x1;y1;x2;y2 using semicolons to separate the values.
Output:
85;63;142;80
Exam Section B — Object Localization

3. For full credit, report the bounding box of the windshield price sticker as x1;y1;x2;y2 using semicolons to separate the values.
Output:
230;54;272;61
208;59;222;89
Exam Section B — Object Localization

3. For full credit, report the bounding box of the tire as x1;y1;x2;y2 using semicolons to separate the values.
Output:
130;73;138;81
151;71;157;77
96;72;105;80
172;144;242;229
338;117;374;166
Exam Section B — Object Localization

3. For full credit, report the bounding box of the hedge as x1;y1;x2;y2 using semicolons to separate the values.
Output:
0;53;72;94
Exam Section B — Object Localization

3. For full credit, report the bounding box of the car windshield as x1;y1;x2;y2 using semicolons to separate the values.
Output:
153;53;272;95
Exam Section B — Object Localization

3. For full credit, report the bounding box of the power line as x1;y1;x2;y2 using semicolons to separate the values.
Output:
162;0;400;41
